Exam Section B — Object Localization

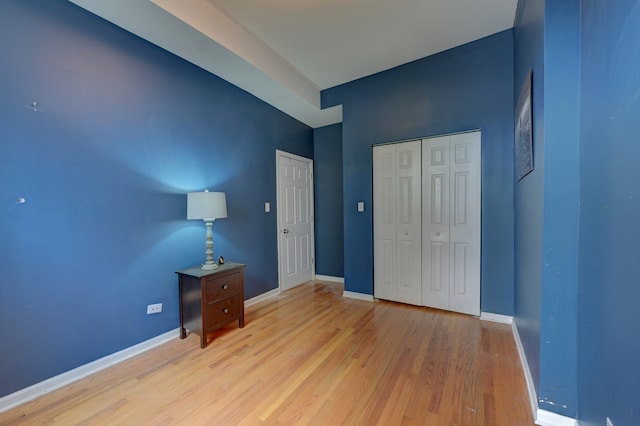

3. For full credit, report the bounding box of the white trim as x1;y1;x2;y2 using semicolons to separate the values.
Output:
480;312;513;324
343;291;375;302
315;275;344;283
0;328;179;414
245;288;280;307
511;321;580;426
512;320;539;421
536;409;580;426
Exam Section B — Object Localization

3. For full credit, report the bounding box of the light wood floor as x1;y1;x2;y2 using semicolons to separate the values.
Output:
0;281;534;425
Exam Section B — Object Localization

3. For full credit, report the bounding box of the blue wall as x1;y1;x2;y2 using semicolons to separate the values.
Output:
0;0;312;398
513;0;545;398
577;0;640;424
514;0;582;416
313;124;344;278
322;30;515;315
538;0;580;416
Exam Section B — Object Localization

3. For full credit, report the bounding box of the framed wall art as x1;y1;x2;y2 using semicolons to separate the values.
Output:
515;69;533;181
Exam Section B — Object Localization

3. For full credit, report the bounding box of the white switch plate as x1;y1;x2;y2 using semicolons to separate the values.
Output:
265;202;270;212
357;202;365;212
146;303;162;314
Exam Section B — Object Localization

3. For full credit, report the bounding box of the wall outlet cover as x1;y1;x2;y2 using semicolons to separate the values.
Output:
146;303;163;314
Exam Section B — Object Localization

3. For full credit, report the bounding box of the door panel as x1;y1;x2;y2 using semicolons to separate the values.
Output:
452;242;468;294
430;241;446;291
374;145;397;301
285;237;297;275
448;132;481;315
374;141;421;305
454;172;468;226
395;141;422;304
422;136;451;310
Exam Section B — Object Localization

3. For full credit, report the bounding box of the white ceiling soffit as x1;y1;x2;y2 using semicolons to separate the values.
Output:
67;0;517;128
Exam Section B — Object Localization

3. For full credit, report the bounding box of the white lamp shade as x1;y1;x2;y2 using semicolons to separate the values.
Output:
187;191;227;221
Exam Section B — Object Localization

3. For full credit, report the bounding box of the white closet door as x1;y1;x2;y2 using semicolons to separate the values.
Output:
395;142;422;304
373;141;422;305
448;132;481;315
422;132;481;316
421;136;451;310
373;144;397;301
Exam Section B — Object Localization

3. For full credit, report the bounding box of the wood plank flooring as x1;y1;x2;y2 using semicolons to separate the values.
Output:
0;281;534;425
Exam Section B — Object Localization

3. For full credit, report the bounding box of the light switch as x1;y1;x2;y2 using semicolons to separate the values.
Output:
357;202;365;212
265;202;270;213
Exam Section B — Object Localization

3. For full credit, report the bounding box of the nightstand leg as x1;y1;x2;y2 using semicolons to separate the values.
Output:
180;327;186;339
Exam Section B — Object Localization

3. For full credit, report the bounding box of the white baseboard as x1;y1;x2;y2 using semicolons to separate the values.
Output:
0;328;179;414
0;288;282;414
314;275;344;283
536;409;579;426
245;288;280;307
480;312;513;324
512;320;539;421
343;291;375;302
511;321;579;426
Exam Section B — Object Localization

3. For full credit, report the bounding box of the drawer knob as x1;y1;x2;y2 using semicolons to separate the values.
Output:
222;284;228;290
223;308;229;314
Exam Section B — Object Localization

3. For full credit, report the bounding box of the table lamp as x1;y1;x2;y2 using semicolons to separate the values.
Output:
187;190;227;270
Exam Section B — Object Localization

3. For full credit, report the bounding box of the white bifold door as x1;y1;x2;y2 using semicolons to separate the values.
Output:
373;131;481;316
421;132;481;316
373;140;422;305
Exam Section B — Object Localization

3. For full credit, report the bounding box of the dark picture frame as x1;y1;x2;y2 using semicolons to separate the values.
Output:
515;69;533;181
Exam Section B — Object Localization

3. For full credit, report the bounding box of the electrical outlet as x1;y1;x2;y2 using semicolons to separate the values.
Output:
606;417;613;426
146;303;163;314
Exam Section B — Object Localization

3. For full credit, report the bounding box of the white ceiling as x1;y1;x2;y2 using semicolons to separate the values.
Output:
68;0;517;128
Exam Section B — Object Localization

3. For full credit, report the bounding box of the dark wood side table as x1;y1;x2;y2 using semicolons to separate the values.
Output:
176;262;245;348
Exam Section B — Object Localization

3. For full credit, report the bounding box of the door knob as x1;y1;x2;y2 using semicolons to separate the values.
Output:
435;232;441;236
283;229;290;234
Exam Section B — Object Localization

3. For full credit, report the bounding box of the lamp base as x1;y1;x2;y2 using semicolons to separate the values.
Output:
201;262;219;270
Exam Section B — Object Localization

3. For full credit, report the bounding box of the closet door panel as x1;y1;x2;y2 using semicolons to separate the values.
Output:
422;136;450;310
448;132;481;316
396;141;422;305
373;145;397;301
374;141;421;305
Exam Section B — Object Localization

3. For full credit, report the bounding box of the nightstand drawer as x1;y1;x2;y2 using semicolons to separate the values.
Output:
206;272;241;302
205;294;243;328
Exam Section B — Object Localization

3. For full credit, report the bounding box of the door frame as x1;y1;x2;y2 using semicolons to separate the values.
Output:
275;149;316;292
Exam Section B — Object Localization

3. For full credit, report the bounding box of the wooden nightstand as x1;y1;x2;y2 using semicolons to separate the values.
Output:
176;262;245;348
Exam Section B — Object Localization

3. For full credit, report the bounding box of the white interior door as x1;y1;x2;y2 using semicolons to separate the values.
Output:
373;140;422;305
422;132;481;316
277;151;314;291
